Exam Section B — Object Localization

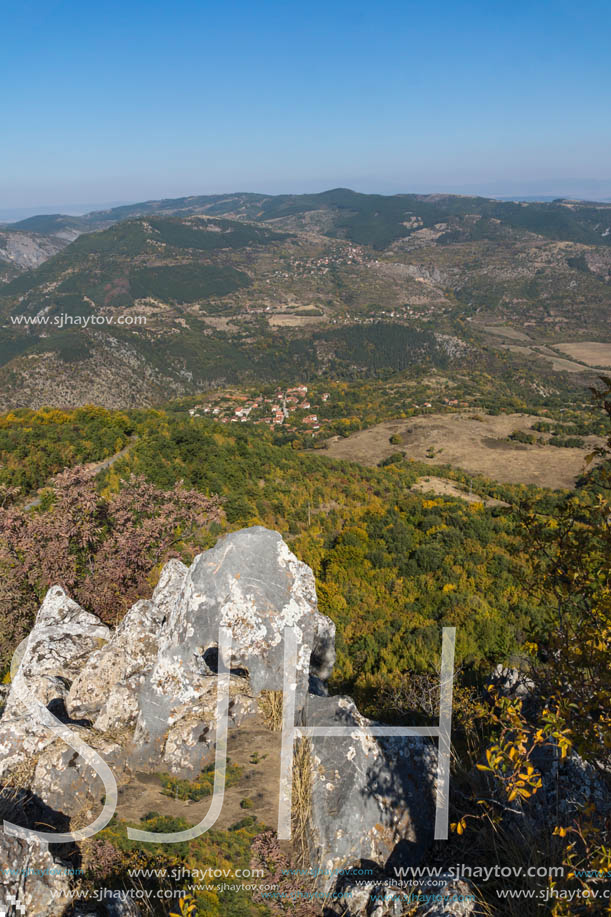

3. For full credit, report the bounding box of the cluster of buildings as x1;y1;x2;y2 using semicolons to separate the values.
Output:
268;244;370;282
188;385;331;433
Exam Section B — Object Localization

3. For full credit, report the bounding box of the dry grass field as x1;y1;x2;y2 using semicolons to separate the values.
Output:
325;412;598;488
500;344;595;373
554;341;611;368
477;323;611;374
268;312;324;327
411;475;509;506
116;719;281;832
481;324;533;342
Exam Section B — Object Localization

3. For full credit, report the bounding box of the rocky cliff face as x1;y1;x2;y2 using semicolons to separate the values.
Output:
0;527;439;915
0;230;70;270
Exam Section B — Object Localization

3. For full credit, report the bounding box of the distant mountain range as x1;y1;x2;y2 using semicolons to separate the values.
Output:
1;188;611;277
2;187;611;248
3;179;611;223
0;189;609;410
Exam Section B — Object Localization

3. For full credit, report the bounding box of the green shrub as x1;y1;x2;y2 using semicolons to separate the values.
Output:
380;451;404;466
159;760;243;801
509;429;536;444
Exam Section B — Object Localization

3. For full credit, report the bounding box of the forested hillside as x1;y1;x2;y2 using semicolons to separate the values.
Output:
7;189;611;250
0;381;609;913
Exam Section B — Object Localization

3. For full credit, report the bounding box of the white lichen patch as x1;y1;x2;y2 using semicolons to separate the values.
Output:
219;577;269;649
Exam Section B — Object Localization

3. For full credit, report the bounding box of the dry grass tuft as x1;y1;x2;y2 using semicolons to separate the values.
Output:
291;738;312;866
258;690;283;732
1;752;40;790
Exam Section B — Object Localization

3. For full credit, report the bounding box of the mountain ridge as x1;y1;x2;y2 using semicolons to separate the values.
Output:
0;192;608;410
5;187;611;245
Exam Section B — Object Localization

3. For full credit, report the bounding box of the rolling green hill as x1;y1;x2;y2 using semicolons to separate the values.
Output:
0;216;298;326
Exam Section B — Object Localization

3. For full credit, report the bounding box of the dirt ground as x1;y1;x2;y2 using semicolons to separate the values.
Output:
268;312;324;327
115;717;282;832
411;476;509;506
324;412;598;488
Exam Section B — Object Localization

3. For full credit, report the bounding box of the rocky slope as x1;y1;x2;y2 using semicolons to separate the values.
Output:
0;229;69;271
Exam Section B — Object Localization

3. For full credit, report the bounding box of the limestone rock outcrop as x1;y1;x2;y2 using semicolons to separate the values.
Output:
305;694;436;879
0;586;109;780
0;526;437;913
131;527;335;773
333;874;476;917
0;834;71;916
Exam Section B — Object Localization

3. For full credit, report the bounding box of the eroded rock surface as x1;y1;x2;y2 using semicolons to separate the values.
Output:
304;694;436;885
132;527;331;772
67;560;188;729
0;586;109;779
0;526;439;912
332;874;476;916
0;834;71;916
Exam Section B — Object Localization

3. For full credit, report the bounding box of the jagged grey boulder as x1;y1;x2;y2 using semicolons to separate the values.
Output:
0;525;440;898
0;586;109;779
73;904;142;917
67;558;187;732
5;586;109;708
336;883;412;917
511;745;610;837
159;677;257;773
131;527;334;772
414;875;476;916
304;694;436;886
489;665;534;699
333;881;373;916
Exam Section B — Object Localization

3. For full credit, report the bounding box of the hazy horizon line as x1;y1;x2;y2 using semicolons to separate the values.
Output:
2;179;611;223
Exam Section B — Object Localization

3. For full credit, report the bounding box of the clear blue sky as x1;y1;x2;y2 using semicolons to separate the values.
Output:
2;0;610;210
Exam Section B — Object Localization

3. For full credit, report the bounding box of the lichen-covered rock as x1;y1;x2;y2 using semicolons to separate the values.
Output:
333;880;374;916
0;525;440;901
158;677;257;773
0;586;109;779
512;745;610;836
414;875;476;915
304;694;437;886
332;875;475;916
0;834;71;916
73;904;142;916
489;665;534;699
31;735;128;821
5;586;110;710
67;558;187;731
132;527;329;772
310;611;336;682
